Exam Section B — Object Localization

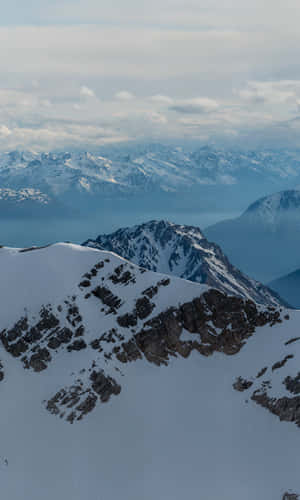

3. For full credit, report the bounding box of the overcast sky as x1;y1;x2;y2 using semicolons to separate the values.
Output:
1;1;300;150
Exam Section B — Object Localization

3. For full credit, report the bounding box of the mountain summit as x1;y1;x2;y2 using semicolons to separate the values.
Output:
244;190;300;226
205;189;300;282
83;220;285;307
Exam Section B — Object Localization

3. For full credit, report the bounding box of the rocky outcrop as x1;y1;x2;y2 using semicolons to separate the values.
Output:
284;373;300;395
92;286;122;312
46;370;121;423
90;370;121;402
116;290;281;366
0;255;284;424
283;493;299;500
251;391;300;428
0;298;87;372
233;377;253;392
272;355;294;371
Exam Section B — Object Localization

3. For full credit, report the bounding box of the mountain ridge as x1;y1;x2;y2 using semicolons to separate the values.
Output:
1;146;300;207
83;219;287;307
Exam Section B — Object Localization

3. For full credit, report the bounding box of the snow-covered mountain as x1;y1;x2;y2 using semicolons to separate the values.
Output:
83;220;285;307
0;187;65;217
0;188;50;205
243;190;300;227
205;189;300;282
0;242;299;499
1;146;300;207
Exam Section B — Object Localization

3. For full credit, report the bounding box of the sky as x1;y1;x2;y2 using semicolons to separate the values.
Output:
1;1;300;150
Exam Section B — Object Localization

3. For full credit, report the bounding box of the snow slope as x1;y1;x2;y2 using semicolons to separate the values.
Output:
0;243;297;499
83;220;285;306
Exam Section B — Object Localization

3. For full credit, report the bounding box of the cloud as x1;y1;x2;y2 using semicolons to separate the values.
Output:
238;80;300;104
170;97;219;114
0;123;129;151
115;91;135;100
40;99;52;108
1;5;300;148
150;95;174;105
0;125;11;138
147;112;168;124
80;86;95;98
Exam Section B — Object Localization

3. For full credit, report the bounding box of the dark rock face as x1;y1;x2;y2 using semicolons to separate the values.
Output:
257;367;268;378
0;361;4;382
92;286;122;311
1;299;87;372
251;391;300;427
67;340;87;352
283;493;299;500
117;296;155;327
284;373;300;395
29;348;51;372
46;370;121;423
90;370;121;402
79;279;91;288
46;384;98;423
285;337;300;346
109;264;136;285
47;328;73;350
272;355;294;371
233;377;253;392
116;290;281;367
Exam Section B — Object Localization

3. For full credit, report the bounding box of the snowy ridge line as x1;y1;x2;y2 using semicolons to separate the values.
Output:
83;219;287;307
1;146;300;198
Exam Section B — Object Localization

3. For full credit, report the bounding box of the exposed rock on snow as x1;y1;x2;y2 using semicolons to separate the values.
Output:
0;243;283;423
283;492;299;499
233;376;253;392
0;243;298;499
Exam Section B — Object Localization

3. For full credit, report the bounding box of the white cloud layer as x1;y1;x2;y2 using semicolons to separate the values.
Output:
0;2;300;149
80;86;96;98
115;91;135;101
170;98;219;114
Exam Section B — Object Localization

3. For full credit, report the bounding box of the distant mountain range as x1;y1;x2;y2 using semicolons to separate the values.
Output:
0;187;66;217
205;189;300;283
83;220;286;307
1;146;300;211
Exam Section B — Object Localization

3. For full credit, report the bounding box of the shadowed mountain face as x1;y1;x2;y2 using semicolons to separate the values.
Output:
269;269;300;308
83;220;286;307
205;190;300;283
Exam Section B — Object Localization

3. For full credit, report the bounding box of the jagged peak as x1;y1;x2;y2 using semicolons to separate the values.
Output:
83;220;286;307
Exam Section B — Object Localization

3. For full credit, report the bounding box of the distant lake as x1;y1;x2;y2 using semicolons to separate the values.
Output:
0;210;240;248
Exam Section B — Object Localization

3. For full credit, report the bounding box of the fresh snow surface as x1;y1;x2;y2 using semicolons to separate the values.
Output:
0;243;297;499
